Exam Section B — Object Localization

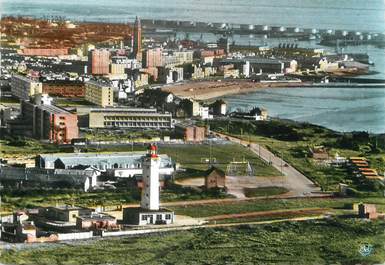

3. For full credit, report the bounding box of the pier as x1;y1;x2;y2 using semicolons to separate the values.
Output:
141;18;385;46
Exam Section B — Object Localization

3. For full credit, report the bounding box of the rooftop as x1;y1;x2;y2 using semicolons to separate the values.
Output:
38;104;73;115
90;108;158;114
12;73;40;83
85;80;112;88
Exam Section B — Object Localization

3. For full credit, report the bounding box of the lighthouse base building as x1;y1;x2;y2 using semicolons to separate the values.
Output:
123;208;174;225
123;144;175;225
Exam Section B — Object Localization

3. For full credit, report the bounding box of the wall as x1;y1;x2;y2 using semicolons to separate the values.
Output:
57;231;93;241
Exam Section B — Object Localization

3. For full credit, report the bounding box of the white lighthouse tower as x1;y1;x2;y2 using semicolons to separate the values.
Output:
140;144;160;211
123;144;174;225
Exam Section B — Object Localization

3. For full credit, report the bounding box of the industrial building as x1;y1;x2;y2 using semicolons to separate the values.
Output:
219;57;290;75
0;167;99;192
85;80;114;107
36;151;175;178
8;100;79;144
11;74;42;100
123;145;174;225
88;108;173;129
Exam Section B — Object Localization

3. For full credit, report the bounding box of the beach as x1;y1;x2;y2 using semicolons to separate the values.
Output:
162;80;306;101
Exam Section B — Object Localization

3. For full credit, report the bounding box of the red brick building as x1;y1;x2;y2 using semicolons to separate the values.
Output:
42;81;85;98
17;101;79;144
89;49;110;75
76;213;118;231
175;124;206;142
20;48;69;57
142;48;163;68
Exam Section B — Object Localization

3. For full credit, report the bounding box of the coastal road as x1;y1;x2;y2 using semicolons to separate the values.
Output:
214;132;321;197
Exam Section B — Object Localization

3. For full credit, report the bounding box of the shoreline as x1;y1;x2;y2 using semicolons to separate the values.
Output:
162;80;385;101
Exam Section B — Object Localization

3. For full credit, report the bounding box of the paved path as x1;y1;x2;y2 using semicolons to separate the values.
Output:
214;132;321;197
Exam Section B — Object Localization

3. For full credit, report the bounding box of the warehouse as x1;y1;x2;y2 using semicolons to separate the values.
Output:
36;152;175;178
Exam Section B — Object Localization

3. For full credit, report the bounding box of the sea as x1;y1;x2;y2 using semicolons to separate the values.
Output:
2;0;385;32
1;0;385;133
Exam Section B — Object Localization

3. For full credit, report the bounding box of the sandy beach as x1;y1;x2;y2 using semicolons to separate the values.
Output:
162;80;307;101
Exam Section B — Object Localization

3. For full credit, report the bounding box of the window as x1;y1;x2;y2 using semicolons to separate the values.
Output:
156;214;162;220
141;215;147;221
165;214;171;220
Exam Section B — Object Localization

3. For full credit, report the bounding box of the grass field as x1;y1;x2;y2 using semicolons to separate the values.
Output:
0;97;19;104
206;119;385;193
1;219;384;265
0;138;66;158
243;186;289;198
54;98;95;107
169;197;385;218
158;144;281;177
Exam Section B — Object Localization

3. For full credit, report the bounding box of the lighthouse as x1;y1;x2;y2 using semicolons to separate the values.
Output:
122;144;175;225
140;144;160;211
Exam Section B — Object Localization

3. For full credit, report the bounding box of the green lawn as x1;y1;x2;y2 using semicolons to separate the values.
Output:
1;219;384;265
0;139;67;158
206;119;385;192
243;186;289;198
83;130;170;142
158;144;281;177
1;185;231;213
0;97;19;104
85;143;281;177
170;197;385;218
54;98;95;107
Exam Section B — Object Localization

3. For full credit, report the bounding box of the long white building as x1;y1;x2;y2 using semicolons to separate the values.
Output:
36;152;175;178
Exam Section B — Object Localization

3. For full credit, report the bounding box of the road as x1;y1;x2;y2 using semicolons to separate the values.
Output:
214;132;321;197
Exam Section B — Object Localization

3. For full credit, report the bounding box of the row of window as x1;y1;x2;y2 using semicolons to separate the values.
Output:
104;116;170;121
103;122;170;127
141;214;172;221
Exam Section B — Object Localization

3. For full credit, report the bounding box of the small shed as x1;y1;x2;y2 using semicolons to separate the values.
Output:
205;166;226;189
358;203;378;219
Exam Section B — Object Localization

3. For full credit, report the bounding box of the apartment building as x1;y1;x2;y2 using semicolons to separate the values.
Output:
85;81;113;107
89;108;172;129
11;74;42;100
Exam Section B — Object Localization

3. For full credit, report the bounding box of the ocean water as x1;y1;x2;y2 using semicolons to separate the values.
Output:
2;0;385;133
225;86;385;133
1;0;385;32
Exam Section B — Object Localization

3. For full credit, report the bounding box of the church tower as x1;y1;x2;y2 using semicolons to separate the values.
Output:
133;16;142;61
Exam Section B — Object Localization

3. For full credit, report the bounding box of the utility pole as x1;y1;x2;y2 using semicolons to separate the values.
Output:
209;139;213;166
